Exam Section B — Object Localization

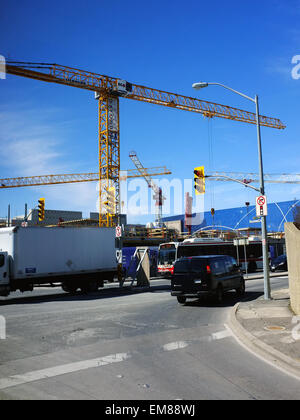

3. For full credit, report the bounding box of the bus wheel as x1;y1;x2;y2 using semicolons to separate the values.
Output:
177;296;186;305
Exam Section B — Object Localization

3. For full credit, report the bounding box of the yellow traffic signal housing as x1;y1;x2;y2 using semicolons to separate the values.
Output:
38;198;45;221
104;187;116;215
194;166;205;195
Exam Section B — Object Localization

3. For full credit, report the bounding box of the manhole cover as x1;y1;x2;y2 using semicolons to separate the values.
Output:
264;326;286;332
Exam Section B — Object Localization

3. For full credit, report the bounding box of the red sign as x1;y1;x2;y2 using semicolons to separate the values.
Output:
257;196;265;206
256;195;267;217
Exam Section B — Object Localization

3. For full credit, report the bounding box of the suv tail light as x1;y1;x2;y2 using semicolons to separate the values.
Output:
206;265;211;274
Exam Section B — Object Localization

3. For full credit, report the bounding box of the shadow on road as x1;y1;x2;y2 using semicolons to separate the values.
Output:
0;282;172;306
179;290;264;308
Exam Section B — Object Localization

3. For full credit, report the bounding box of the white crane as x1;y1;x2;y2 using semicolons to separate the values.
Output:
129;151;164;228
206;171;300;185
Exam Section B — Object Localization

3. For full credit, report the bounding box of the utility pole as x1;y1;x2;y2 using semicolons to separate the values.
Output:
7;204;11;227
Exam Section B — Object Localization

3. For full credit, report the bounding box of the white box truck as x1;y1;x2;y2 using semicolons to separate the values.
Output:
0;227;117;296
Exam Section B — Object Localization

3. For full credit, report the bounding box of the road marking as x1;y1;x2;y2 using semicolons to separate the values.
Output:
211;327;232;341
162;341;189;351
0;352;131;390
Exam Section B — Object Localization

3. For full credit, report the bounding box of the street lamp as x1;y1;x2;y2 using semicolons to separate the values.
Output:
192;82;271;300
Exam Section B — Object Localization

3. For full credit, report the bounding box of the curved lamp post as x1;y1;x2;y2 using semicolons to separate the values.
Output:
192;82;271;300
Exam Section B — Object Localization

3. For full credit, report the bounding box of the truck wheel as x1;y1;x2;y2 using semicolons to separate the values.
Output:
177;296;186;305
62;283;78;294
107;273;115;283
88;280;99;293
215;284;223;304
80;284;90;294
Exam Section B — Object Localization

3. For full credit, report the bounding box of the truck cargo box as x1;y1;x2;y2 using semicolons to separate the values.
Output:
0;227;117;295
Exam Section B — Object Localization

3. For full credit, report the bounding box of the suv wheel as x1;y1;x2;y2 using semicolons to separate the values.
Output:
177;296;186;305
215;284;223;304
236;278;245;297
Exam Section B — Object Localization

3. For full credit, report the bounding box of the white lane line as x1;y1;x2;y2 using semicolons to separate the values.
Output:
163;327;233;351
162;341;189;351
0;352;131;390
211;327;232;341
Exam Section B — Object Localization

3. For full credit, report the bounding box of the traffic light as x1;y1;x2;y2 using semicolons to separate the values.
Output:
38;198;45;221
104;187;116;215
194;166;205;195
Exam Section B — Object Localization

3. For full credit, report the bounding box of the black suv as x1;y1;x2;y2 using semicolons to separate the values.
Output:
171;255;245;304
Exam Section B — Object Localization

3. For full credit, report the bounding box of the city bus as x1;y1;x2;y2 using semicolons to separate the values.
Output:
157;237;285;277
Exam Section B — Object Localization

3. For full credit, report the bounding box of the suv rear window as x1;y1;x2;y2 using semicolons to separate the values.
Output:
174;259;190;273
190;259;206;272
211;258;226;275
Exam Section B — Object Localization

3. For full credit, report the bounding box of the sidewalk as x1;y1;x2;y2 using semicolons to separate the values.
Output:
228;280;300;380
244;271;289;281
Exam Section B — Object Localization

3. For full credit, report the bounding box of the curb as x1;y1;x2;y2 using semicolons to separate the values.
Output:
244;271;288;281
227;303;300;381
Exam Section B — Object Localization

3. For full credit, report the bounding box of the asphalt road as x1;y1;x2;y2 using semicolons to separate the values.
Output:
0;275;299;400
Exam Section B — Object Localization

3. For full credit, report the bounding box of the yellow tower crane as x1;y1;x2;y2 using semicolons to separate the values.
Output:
6;61;286;227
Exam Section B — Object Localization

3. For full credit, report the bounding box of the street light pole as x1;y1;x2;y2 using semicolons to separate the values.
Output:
192;82;271;300
255;95;271;299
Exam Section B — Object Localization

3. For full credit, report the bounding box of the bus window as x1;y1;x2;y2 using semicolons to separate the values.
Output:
158;247;176;265
178;245;217;258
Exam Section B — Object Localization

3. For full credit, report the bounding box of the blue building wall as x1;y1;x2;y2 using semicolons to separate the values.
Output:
162;199;300;233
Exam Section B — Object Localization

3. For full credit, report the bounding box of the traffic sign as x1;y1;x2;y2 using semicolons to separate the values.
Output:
234;238;249;246
115;225;122;238
256;195;267;217
257;196;265;206
116;249;122;264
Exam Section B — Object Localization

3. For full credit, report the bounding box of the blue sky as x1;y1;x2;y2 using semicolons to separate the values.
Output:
0;0;300;224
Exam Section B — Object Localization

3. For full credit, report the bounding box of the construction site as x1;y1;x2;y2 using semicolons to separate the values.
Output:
0;59;296;292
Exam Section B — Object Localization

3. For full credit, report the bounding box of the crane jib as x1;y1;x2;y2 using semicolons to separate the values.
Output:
6;62;285;130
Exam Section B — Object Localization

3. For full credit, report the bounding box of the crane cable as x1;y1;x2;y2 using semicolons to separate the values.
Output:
207;118;215;214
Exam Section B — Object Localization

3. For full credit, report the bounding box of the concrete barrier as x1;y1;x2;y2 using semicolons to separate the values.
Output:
284;223;300;315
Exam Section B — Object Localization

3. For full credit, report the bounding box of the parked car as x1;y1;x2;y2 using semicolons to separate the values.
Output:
270;254;288;272
171;255;245;304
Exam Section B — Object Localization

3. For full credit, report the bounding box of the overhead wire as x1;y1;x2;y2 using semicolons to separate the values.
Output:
207;117;215;214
